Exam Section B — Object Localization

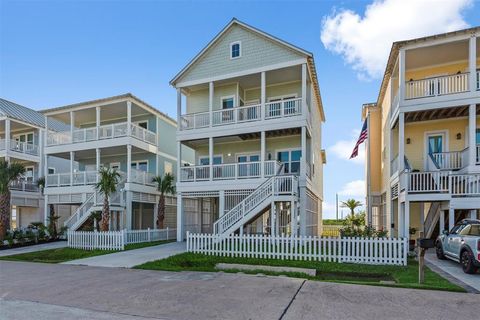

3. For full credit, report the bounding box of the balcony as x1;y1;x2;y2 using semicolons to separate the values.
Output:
406;171;480;196
47;122;157;146
0;139;39;156
10;180;40;193
130;168;156;186
179;98;303;131
45;169;156;188
180;160;282;182
405;73;470;100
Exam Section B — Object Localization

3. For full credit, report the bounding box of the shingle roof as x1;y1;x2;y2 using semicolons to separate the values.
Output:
0;98;70;132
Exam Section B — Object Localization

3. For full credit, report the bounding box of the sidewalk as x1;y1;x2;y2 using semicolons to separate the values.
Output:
425;251;480;293
0;241;67;257
63;241;186;268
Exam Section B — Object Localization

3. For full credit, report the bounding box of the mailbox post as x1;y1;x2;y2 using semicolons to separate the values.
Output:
417;232;435;284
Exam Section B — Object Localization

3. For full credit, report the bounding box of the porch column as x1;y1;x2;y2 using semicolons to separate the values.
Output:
209;82;214;127
43;195;49;226
291;200;296;236
301;63;307;113
301;126;307;177
156;154;160;176
399;49;405;103
260;131;266;178
176;194;183;241
70;111;75;139
127;101;132;136
177;141;182;180
270;201;276;236
398;202;404;238
398;112;405;172
448;208;455;232
209;137;213;181
469;35;477;92
127;145;132;182
125;191;132;230
5;119;10;156
96;106;101;139
176;89;182;125
69;151;74;186
219;190;225;217
39;128;44;177
96;148;100;181
468;104;476;167
260;71;266;120
440;210;445;233
403;200;410;240
470;209;477;219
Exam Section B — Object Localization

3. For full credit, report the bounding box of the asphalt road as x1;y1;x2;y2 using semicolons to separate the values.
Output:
1;261;479;320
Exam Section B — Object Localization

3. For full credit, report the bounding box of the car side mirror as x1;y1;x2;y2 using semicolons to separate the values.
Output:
442;230;449;235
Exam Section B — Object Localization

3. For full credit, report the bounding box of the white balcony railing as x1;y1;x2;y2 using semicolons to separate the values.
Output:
0;139;39;156
179;98;303;131
405;73;469;99
130;168;156;186
407;171;480;196
429;151;465;170
46;171;98;187
10;180;40;192
180;161;282;182
47;122;156;146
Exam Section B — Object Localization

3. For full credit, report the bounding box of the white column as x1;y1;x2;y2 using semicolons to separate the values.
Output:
448;208;455;232
177;141;182;180
470;209;477;219
404;200;410;239
301;63;307;113
440;210;445;233
127;101;132;136
125;191;133;230
156;154;160;176
96;148;100;182
44;153;48;180
69;151;74;186
209;137;213;181
260;131;266;178
299;187;307;236
260;71;266;120
209;82;214;127
177;194;183;241
291;200;296;236
39;129;44;177
70;111;75;139
177;89;182;125
469;36;477;92
127;145;132;182
399;49;406;103
219;190;225;217
398;202;404;238
301;126;307;176
43;195;49;226
468;104;476;167
5;119;10;155
270;201;276;236
398;112;405;172
96;106;101;139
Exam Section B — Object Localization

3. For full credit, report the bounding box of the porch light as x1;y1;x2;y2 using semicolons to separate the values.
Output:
406;138;411;144
456;133;462;140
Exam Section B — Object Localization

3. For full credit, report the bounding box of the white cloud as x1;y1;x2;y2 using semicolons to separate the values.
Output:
322;201;337;219
338;180;366;198
321;0;472;79
328;129;365;164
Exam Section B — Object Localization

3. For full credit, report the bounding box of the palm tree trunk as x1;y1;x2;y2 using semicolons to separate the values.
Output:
49;204;57;239
157;194;165;229
0;191;11;241
100;194;110;231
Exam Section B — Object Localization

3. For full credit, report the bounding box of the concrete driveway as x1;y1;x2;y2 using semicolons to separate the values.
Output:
1;261;479;320
0;241;67;257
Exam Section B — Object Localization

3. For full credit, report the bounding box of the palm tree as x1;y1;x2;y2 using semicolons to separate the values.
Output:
95;167;120;232
0;160;25;240
340;199;363;220
152;173;175;229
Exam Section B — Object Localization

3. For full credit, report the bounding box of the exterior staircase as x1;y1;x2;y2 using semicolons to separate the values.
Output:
213;175;298;237
64;177;126;231
424;202;441;238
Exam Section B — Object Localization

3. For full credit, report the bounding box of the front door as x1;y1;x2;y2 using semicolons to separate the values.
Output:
427;133;444;168
237;154;260;178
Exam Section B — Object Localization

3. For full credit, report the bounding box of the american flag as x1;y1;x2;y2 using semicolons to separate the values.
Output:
350;119;368;159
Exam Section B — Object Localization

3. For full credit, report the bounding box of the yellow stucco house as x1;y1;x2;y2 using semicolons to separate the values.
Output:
364;26;480;240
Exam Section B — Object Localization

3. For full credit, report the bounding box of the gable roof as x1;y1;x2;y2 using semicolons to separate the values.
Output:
0;98;70;132
170;18;312;86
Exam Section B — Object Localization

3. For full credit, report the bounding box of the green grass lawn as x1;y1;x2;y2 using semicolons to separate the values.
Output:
0;240;174;264
134;252;465;292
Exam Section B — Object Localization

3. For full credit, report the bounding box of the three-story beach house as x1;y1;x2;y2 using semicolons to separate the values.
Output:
171;19;326;241
42;94;179;230
364;27;480;240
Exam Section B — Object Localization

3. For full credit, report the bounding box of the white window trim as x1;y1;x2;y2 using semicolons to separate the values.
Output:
221;95;236;109
13;131;35;144
275;148;302;170
48;167;56;174
230;41;242;60
235;152;261;162
110;162;121;170
267;93;298;102
131;160;149;171
424;130;449;170
198;155;223;165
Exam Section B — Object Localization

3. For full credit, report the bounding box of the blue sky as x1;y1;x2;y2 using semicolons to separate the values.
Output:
1;0;479;219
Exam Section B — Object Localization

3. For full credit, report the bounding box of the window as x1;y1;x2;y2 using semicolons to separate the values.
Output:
222;97;235;109
230;41;241;59
164;161;173;175
110;162;121;170
24;166;34;182
135;121;148;129
277;149;301;174
199;156;222;165
131;160;148;172
48;168;55;174
237;154;260;177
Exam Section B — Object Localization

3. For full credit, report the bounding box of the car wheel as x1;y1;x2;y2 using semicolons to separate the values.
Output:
460;250;478;274
436;242;446;260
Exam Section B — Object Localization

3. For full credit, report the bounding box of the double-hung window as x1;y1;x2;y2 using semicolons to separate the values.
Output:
230;41;241;59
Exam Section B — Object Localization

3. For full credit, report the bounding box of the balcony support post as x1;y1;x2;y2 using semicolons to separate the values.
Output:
398;201;404;238
70;151;74;186
301;126;307;177
219;190;225;217
469;35;476;92
177;141;182;181
43;194;49;226
301;63;307;114
448;208;455;232
261;71;266;120
209;82;214;127
176;89;182;127
127;145;132;183
260;131;266;178
399;49;405;103
70;111;75;141
127;101;132;136
96;106;100;139
5;118;10;160
39;128;44;177
398;112;405;172
176;193;183;241
403;200;410;240
468;104;476;168
209;137;213;181
270;201;276;237
125;191;132;230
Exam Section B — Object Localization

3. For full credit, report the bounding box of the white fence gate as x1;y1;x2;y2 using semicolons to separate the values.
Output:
67;228;176;251
187;232;408;266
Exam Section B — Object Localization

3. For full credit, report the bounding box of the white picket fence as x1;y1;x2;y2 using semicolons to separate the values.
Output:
187;232;408;266
67;228;176;251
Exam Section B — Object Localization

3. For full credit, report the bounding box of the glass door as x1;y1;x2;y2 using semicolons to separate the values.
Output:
237;154;259;178
427;134;444;168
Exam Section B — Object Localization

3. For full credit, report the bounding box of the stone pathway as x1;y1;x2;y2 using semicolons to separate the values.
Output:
0;241;67;257
62;241;186;268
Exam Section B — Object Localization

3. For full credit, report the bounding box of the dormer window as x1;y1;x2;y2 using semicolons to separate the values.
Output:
230;41;241;59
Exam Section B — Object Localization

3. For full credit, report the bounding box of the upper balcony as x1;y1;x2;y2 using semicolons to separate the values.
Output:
176;64;311;140
43;95;163;154
0;119;41;161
